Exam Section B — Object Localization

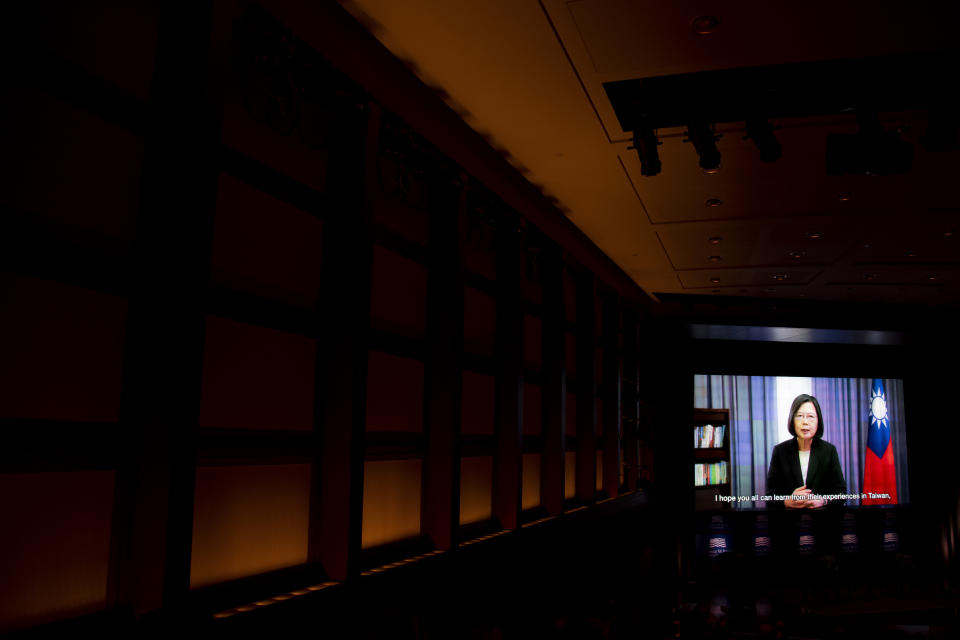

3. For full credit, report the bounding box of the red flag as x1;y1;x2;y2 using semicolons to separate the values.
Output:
862;379;897;505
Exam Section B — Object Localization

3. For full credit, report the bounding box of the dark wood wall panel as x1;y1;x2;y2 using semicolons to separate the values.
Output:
369;246;428;339
199;316;316;431
523;382;543;436
209;173;325;309
464;286;497;357
462;371;496;436
0;273;127;423
2;88;143;252
366;351;425;433
20;1;160;102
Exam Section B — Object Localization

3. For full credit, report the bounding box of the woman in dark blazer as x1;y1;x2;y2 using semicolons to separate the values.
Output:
766;394;846;509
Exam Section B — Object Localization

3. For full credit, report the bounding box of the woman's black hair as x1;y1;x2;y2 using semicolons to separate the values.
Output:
787;394;824;438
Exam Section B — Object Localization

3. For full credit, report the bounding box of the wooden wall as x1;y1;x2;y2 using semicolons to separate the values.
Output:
0;1;650;632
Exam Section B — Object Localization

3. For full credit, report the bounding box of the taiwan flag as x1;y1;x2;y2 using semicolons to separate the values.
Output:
862;379;898;505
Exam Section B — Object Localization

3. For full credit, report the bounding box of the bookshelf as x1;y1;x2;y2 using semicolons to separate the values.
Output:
693;408;731;510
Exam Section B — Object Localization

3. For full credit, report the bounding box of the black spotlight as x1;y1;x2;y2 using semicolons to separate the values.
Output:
631;125;662;176
745;117;781;162
686;120;721;171
826;109;912;176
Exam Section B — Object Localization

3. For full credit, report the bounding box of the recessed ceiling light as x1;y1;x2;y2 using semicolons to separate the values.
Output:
837;193;853;202
928;275;937;281
788;250;806;259
772;273;788;281
865;274;877;281
710;277;721;284
691;15;720;35
705;198;723;207
944;231;955;238
709;236;722;245
904;250;918;257
708;255;722;263
805;231;823;239
702;166;721;174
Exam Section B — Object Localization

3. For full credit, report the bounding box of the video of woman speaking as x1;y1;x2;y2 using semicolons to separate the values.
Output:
693;375;908;511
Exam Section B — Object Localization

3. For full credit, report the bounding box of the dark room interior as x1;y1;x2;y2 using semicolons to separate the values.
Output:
2;1;960;637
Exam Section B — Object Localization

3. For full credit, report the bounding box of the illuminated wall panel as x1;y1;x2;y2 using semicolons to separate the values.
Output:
0;273;127;422
370;246;428;338
210;173;324;309
523;382;541;436
362;459;422;548
199;316;316;430
459;456;493;525
0;472;114;634
522;453;541;510
462;370;495;435
366;351;424;432
190;464;310;588
564;452;576;499
2;89;142;250
463;287;495;357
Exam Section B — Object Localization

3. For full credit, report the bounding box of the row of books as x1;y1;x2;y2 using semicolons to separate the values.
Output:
695;461;729;486
694;424;726;449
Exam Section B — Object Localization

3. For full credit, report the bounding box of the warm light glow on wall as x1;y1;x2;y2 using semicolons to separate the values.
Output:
522;453;541;510
362;459;422;548
190;465;310;588
0;472;114;633
565;452;576;499
459;456;493;525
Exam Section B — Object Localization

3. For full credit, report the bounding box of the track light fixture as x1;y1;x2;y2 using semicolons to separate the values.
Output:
630;124;662;176
745;117;781;162
685;120;721;171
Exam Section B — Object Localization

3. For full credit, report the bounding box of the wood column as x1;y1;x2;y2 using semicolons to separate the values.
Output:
493;213;524;530
422;165;466;550
621;307;640;492
601;292;622;497
575;269;597;502
307;98;376;581
116;0;220;616
540;244;566;515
